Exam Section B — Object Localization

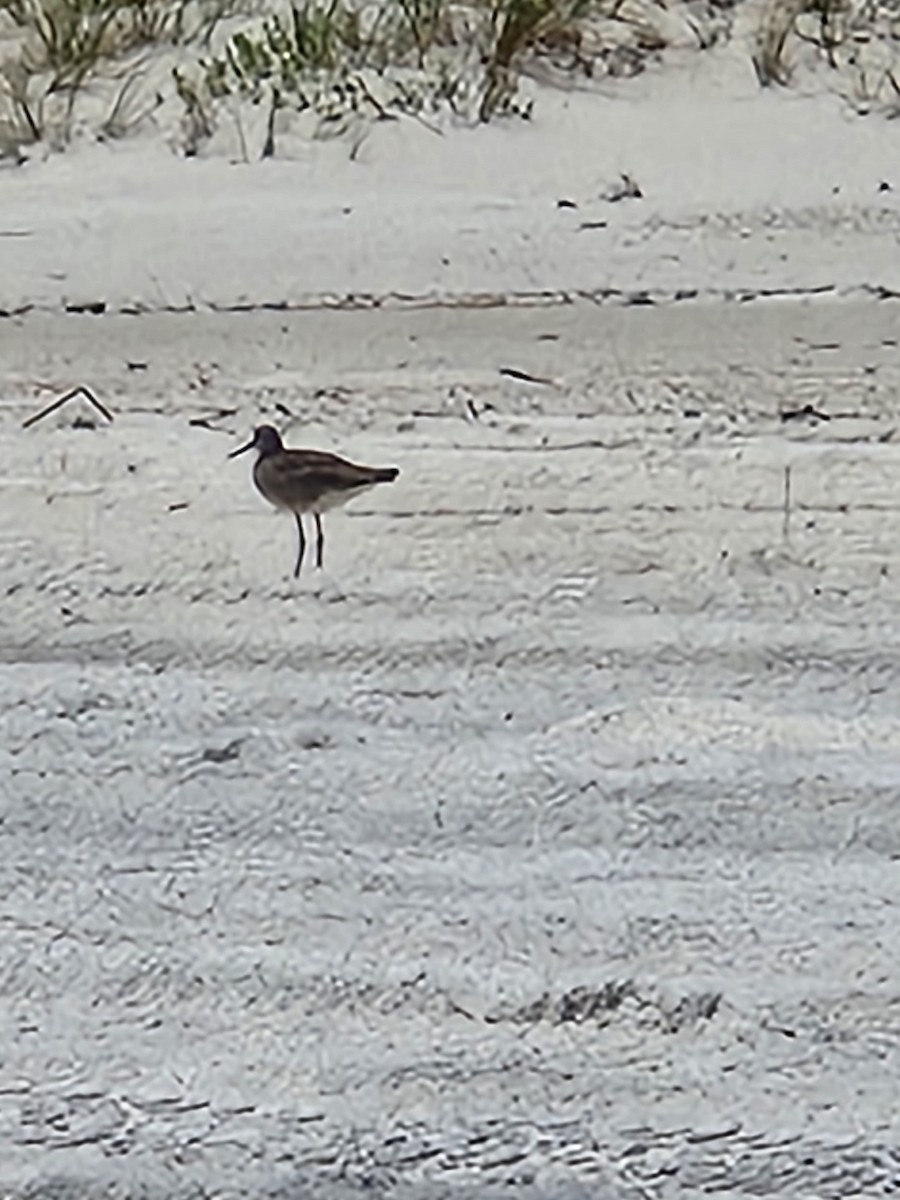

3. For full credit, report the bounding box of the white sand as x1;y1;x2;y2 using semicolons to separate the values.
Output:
3;37;900;1200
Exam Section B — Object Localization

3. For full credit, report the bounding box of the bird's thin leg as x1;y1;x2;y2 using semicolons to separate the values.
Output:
293;513;306;578
314;513;324;570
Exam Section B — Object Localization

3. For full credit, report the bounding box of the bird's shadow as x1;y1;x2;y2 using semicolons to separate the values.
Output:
269;573;348;603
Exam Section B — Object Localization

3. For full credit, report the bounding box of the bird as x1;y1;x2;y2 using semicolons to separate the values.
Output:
229;424;399;577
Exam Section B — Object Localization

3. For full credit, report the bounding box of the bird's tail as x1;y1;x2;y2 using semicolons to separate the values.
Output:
373;467;399;483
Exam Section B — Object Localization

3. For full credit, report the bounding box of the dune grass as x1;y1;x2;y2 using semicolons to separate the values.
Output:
193;0;689;144
2;0;900;158
0;0;242;149
0;0;702;153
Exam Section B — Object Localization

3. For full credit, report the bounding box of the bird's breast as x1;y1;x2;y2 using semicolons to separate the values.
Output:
253;461;303;512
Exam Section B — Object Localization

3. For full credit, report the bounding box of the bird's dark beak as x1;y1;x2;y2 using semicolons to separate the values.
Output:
228;439;256;459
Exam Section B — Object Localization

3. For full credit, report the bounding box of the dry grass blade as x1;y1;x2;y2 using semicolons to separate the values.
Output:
480;0;555;120
753;0;807;86
753;0;847;87
0;59;43;147
99;61;163;139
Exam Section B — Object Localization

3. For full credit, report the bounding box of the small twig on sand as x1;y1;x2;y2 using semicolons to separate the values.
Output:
781;402;830;422
782;464;792;540
500;366;555;386
22;385;115;429
834;814;862;863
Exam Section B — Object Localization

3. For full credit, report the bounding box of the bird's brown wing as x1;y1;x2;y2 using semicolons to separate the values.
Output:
257;449;390;511
279;448;387;489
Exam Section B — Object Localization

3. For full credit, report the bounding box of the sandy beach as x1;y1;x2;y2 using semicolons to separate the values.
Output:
4;297;900;1197
4;12;900;1197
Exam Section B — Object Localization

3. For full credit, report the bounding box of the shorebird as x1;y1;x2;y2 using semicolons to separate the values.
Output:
229;424;399;577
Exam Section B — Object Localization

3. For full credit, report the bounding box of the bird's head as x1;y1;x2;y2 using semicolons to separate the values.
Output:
229;425;284;459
